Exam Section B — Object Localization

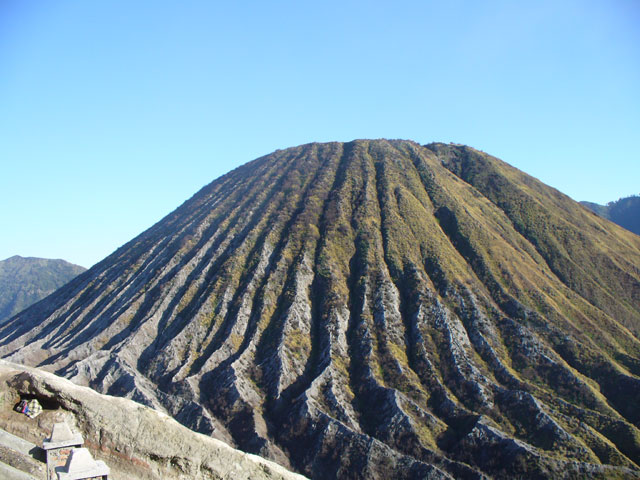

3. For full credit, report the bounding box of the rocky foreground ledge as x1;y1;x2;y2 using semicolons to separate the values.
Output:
0;360;308;480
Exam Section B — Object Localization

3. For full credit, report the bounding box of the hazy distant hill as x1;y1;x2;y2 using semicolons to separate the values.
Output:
582;195;640;235
1;140;639;479
0;256;86;323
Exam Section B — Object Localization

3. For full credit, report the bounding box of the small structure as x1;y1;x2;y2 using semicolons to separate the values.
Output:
56;447;109;480
43;422;84;480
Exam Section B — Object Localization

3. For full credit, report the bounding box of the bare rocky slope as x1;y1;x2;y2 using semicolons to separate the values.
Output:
0;360;307;480
1;140;639;479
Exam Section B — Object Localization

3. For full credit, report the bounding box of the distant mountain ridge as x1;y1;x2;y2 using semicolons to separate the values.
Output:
581;195;640;235
0;256;86;323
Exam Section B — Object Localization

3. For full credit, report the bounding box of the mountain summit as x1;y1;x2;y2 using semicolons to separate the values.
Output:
1;140;639;479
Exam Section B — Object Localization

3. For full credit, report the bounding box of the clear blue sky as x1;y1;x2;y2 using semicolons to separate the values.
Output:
1;1;639;268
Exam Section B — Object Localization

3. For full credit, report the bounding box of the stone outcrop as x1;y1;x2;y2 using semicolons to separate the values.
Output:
0;360;307;480
0;140;639;478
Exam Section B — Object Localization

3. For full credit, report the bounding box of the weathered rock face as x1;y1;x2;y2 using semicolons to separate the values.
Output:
1;140;639;479
0;360;308;480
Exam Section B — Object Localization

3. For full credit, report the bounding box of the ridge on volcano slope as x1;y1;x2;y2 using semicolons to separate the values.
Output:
1;139;639;479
